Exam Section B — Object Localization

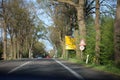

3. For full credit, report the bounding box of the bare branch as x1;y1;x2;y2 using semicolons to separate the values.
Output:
56;0;77;7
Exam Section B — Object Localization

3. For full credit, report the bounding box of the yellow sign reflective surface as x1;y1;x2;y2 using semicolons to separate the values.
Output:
65;36;76;50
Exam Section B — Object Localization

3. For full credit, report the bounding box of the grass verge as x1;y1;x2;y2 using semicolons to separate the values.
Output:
68;58;120;76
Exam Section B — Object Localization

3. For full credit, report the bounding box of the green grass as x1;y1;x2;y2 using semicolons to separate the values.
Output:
93;65;120;76
68;58;120;76
68;58;84;64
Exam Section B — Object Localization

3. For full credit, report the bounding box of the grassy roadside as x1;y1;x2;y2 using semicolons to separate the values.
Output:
68;58;120;76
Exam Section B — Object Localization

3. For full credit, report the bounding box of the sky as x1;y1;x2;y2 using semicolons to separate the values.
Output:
39;17;53;51
33;0;54;51
39;15;53;51
38;12;53;51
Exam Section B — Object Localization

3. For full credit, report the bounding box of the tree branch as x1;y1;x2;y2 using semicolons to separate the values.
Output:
56;0;77;7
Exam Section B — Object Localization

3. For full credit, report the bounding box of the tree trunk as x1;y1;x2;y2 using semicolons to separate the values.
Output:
76;1;86;39
75;0;86;61
53;44;57;58
29;40;33;58
25;37;29;56
114;0;120;66
74;29;80;59
3;22;7;60
17;41;20;59
2;0;7;60
94;0;100;64
13;37;16;59
10;39;13;59
61;38;66;58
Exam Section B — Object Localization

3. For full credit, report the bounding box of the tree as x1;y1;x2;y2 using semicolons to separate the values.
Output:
55;0;86;60
37;1;77;58
5;0;36;59
0;40;3;59
94;0;101;64
0;0;47;60
32;41;46;58
48;26;62;57
114;0;120;66
1;0;8;60
100;17;114;65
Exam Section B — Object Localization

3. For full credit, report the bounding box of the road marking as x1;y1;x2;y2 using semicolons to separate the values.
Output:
8;61;31;74
54;59;85;80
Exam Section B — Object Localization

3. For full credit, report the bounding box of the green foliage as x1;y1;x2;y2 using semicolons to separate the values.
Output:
68;50;76;58
85;19;96;63
32;41;46;57
57;47;62;57
22;51;29;58
2;0;48;59
116;32;120;68
35;21;48;39
100;17;114;65
115;32;120;50
84;17;114;65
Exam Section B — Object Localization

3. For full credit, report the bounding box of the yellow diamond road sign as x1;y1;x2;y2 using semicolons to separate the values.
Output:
65;36;76;50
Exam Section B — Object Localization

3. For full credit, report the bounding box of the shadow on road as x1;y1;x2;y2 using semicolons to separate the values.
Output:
0;72;79;80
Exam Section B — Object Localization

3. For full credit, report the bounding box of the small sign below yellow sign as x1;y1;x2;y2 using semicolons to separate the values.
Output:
65;36;76;50
79;45;85;51
79;39;86;46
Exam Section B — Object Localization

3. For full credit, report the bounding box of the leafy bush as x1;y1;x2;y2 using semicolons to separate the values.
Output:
100;17;114;65
85;21;95;63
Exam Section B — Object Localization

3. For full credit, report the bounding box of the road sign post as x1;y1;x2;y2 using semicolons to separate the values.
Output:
79;46;85;60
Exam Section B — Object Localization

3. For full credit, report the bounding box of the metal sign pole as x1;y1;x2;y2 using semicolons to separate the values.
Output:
81;50;83;60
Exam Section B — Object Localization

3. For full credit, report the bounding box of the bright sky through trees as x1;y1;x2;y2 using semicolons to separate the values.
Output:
32;0;54;51
31;0;117;51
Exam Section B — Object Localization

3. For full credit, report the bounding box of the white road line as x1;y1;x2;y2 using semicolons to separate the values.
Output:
54;59;85;80
8;61;31;74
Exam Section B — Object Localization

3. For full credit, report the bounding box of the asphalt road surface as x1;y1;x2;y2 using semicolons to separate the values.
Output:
0;58;120;80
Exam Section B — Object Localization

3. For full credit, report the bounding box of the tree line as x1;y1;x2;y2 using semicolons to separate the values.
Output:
37;0;120;67
0;0;47;60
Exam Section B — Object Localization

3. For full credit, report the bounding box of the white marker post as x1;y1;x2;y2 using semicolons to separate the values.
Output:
86;55;89;64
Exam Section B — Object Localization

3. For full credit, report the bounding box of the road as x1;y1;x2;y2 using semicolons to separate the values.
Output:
0;58;120;80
